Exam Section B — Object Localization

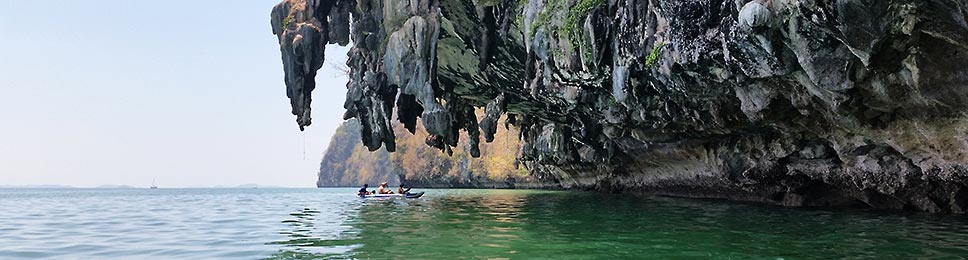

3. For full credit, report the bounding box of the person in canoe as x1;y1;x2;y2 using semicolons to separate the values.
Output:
397;184;411;194
358;184;371;196
376;182;394;194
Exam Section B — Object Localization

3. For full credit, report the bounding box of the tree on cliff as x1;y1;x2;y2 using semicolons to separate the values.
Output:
318;114;530;188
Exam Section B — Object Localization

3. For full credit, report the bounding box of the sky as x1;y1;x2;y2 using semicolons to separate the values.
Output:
0;1;352;188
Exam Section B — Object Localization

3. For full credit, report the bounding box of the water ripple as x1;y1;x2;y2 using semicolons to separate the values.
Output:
1;188;967;259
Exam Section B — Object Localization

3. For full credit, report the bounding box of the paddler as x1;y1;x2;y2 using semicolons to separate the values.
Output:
358;184;371;196
376;182;394;194
397;184;411;194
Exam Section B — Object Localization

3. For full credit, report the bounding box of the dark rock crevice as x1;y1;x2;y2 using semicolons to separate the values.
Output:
272;0;968;213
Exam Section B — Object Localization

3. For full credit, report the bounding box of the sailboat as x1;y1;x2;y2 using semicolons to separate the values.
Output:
150;179;158;189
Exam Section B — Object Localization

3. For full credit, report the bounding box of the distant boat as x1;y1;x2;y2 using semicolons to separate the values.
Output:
150;179;158;189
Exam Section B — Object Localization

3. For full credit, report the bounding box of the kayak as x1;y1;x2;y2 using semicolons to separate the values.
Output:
359;191;425;199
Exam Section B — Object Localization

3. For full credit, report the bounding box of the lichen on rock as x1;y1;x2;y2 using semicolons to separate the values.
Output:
272;0;968;213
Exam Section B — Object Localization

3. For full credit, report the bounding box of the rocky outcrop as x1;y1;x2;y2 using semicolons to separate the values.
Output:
316;119;396;187
317;117;543;188
272;0;968;213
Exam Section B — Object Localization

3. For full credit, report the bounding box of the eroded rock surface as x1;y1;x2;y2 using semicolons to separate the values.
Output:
317;117;546;188
272;0;968;213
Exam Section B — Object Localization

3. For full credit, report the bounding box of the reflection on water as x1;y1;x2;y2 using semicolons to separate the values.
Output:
1;188;966;259
270;189;968;260
350;190;540;258
266;201;362;259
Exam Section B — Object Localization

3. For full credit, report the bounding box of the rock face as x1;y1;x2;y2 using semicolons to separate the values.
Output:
317;117;543;188
316;119;396;187
272;0;968;213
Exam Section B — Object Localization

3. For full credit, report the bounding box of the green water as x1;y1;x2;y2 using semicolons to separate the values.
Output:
277;189;968;259
1;188;966;259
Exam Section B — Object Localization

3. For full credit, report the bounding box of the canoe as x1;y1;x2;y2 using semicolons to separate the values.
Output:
359;191;425;199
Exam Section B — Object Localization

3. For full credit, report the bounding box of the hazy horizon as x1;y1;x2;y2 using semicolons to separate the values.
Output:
0;183;320;188
0;1;353;188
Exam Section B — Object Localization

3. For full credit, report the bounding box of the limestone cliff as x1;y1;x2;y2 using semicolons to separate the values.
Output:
317;117;539;188
316;119;395;187
272;0;968;213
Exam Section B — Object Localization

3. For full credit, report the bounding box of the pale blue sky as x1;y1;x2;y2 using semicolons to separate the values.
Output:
0;1;351;187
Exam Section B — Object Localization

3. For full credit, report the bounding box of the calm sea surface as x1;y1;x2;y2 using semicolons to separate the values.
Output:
0;188;966;259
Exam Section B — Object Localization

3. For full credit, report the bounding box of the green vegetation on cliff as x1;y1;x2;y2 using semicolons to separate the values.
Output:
317;113;529;188
316;120;395;187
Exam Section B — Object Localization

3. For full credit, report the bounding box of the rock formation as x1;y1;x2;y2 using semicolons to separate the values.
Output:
317;117;539;188
272;0;968;213
316;118;396;187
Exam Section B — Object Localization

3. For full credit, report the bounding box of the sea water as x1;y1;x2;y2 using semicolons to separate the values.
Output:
0;188;966;259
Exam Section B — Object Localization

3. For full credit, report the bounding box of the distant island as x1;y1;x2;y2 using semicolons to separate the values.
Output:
0;184;292;189
0;185;76;189
233;184;285;189
95;185;138;189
